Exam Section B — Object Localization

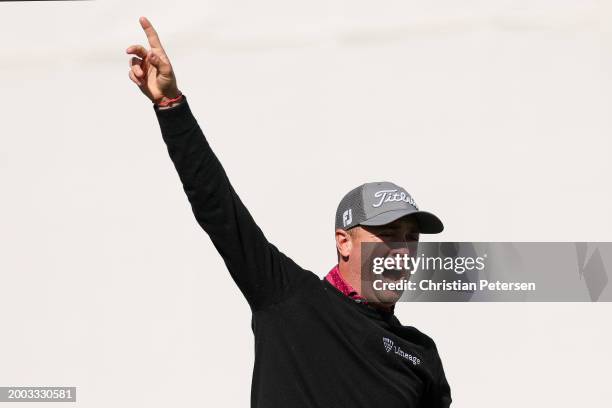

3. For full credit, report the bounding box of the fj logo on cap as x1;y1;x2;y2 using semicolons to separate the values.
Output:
373;189;418;209
342;209;352;227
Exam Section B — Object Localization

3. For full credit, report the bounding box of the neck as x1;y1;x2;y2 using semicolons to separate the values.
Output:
337;262;361;294
369;302;395;313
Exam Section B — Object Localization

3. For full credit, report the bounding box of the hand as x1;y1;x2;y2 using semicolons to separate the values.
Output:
126;16;180;104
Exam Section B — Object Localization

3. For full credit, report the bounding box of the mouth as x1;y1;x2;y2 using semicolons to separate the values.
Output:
381;249;411;280
381;267;408;282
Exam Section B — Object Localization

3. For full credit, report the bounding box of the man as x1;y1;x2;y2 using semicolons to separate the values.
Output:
126;16;451;407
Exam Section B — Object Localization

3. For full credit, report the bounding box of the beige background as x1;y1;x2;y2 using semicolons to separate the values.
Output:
1;0;611;406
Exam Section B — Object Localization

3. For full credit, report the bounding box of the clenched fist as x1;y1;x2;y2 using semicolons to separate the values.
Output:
126;17;181;105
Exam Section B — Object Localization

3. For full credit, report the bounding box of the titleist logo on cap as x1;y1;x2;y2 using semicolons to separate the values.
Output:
372;189;418;210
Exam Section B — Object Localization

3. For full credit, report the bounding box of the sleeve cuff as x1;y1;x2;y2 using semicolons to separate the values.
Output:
153;94;198;136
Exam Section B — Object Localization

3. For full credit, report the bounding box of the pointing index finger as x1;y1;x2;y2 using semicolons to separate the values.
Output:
139;16;163;49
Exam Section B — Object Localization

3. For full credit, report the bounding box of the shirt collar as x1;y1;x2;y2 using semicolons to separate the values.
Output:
324;265;396;314
324;265;367;303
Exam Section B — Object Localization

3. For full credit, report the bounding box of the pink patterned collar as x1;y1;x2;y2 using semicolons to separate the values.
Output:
324;265;367;303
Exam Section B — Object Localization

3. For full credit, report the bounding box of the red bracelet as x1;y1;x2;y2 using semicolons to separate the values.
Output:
156;91;183;107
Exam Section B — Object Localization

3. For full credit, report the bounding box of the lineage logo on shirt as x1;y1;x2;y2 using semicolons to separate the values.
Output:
382;337;421;366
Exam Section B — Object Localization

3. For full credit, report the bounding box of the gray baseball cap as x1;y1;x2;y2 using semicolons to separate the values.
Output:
335;181;444;233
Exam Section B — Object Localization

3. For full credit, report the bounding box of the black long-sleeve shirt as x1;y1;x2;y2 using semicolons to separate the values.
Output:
154;95;452;408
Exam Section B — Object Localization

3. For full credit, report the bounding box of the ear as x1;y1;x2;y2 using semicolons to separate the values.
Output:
335;228;352;259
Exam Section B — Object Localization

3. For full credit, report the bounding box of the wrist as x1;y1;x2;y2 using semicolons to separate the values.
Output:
155;90;183;109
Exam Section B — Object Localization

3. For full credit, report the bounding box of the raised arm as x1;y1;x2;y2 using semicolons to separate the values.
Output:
125;17;312;311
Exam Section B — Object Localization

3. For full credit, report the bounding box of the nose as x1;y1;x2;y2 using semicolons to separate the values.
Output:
387;239;419;255
388;246;411;257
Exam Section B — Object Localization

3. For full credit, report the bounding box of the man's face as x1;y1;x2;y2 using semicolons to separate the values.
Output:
341;216;420;307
